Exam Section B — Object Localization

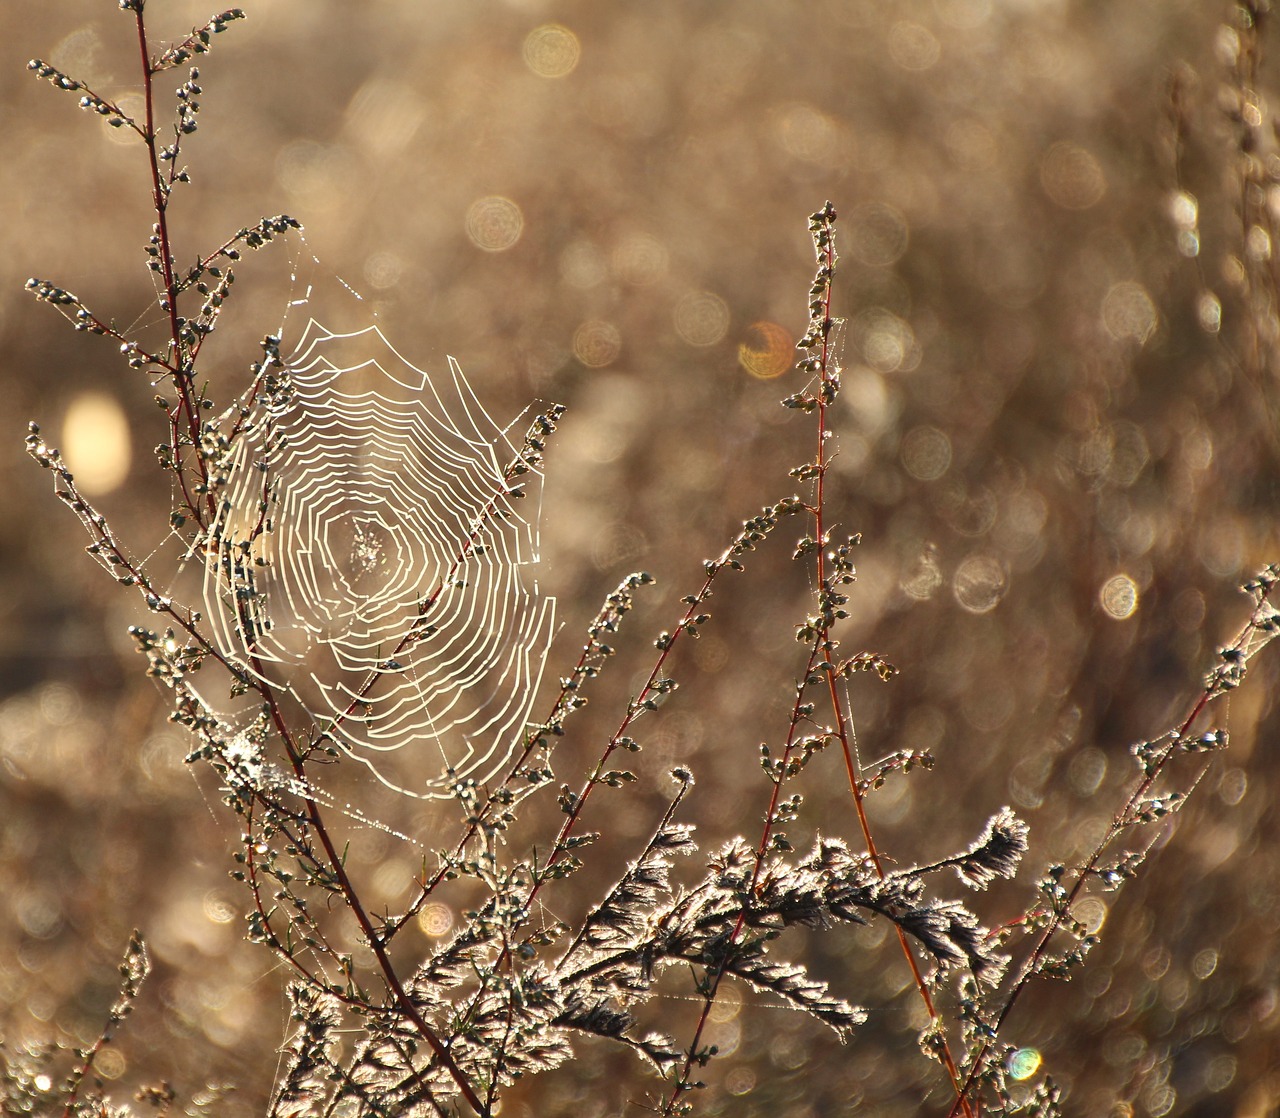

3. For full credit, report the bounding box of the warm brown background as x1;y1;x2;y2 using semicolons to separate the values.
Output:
3;1;1280;1115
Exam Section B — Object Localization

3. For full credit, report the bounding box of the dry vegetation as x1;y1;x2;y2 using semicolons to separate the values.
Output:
3;1;1280;1115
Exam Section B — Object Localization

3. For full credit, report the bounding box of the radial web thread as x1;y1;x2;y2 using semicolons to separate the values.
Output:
201;320;556;797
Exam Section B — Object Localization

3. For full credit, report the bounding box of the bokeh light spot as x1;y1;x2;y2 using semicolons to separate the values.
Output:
901;544;943;601
1068;747;1107;796
708;983;742;1023
50;27;103;79
560;239;607;289
95;1048;126;1080
1040;142;1106;210
1168;190;1198;229
953;554;1007;614
371;859;412;901
1102;281;1157;344
1100;574;1138;619
346;77;427;156
62;391;131;496
522;24;581;78
276;140;359;209
1192;948;1219;979
841;370;894;437
1071;896;1108;934
1145;1085;1177;1116
573;320;622;367
1008;1047;1042;1080
465;195;524;252
40;682;80;725
1199;515;1244;577
1247;224;1272;261
706;1018;742;1057
1107;422;1150;487
202;891;236;925
901;425;952;480
849;202;910;267
17;893;63;940
889;22;941;70
417;902;454;938
363;251;403;290
998;489;1048;552
1218;767;1247;806
853;308;918;373
738;321;793;379
612;233;669;286
590;521;649;570
673;290;730;346
1205;1054;1237;1092
104;93;145;145
1198;291;1222;334
775;103;844;166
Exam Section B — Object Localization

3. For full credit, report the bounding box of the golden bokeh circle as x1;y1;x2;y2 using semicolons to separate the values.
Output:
522;24;581;78
1100;574;1138;619
1040;142;1106;210
465;195;524;252
673;290;730;346
738;321;793;379
573;319;622;367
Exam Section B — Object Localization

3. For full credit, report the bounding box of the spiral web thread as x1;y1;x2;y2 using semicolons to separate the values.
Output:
201;320;556;798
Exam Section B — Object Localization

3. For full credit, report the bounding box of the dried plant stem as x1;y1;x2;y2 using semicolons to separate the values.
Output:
803;206;976;1118
59;933;150;1118
247;679;488;1114
100;7;492;1111
659;203;974;1116
131;4;216;525
947;577;1278;1115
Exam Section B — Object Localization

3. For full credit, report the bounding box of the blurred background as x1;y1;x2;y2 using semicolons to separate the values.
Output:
3;0;1280;1114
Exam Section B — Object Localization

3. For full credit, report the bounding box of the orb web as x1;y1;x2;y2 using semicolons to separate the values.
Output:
201;319;556;797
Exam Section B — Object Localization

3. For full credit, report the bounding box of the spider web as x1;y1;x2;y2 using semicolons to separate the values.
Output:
199;313;556;798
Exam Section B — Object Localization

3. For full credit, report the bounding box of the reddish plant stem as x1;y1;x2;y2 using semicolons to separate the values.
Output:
225;439;489;1107
132;5;213;529
661;635;825;1115
399;627;603;928
508;563;721;942
807;211;977;1117
945;622;1265;1117
440;554;743;1097
660;206;974;1116
252;669;489;1115
67;7;486;1113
